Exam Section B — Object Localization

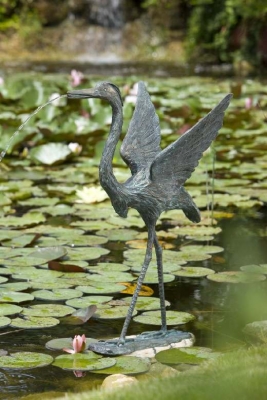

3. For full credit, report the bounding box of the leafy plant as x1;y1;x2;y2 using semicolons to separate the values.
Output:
186;0;267;65
0;0;42;40
0;0;19;30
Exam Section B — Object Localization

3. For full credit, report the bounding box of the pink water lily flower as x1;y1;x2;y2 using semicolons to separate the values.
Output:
245;97;253;109
70;69;84;87
63;334;86;354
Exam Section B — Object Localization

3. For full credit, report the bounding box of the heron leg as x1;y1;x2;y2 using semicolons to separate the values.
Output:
154;235;167;332
118;226;155;344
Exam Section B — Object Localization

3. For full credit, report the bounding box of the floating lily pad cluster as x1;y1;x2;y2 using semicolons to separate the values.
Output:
0;75;266;211
0;74;266;378
0;238;204;329
53;352;151;374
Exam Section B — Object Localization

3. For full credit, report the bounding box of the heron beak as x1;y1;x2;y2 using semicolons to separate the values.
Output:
67;88;96;99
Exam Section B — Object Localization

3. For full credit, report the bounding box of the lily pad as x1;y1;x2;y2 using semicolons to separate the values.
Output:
53;352;116;371
180;245;224;254
0;193;11;207
76;282;127;295
75;207;113;220
32;289;83;301
87;271;135;283
177;252;211;262
0;282;31;291
93;306;137;320
133;272;175;284
240;264;267;274
108;215;144;229
124;249;211;264
45;337;98;351
65;235;108;247
0;231;19;241
0;213;46;228
130;262;184;273
4;234;41;248
71;216;114;229
1;257;50;267
88;263;130;272
172;226;222;237
29;278;73;290
0;291;34;303
0;352;54;369
96;229;138;241
0;276;8;284
47;227;85;238
91;355;151;375
65;295;113;308
22;304;75;318
207;271;266;283
133;310;195;326
37;204;75;216
10;316;60;329
0;303;22;316
0;267;13;276
12;269;63;281
155;347;220;365
121;296;170;311
185;235;215;241
173;267;215;278
0;316;11;328
19;197;59;207
66;247;110;261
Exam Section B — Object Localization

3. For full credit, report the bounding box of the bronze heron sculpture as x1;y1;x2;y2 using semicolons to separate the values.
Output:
67;82;232;355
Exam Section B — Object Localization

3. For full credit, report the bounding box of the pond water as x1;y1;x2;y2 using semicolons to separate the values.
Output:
1;60;235;79
0;72;267;399
0;210;266;400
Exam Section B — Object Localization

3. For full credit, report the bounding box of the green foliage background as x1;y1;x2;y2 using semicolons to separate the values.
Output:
0;0;267;65
187;0;267;65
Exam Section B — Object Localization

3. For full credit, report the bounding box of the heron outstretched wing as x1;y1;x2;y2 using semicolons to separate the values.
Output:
150;94;232;188
120;81;161;175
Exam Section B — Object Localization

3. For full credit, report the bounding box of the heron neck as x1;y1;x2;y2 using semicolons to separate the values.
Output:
99;101;122;195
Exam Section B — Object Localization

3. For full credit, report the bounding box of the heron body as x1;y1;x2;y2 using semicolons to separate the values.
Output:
68;82;232;351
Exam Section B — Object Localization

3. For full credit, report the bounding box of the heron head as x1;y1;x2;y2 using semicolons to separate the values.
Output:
67;82;123;106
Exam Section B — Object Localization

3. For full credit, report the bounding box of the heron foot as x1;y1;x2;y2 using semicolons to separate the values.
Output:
88;329;193;356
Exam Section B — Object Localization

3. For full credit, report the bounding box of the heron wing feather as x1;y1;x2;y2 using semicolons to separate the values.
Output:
150;94;232;188
120;81;161;175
